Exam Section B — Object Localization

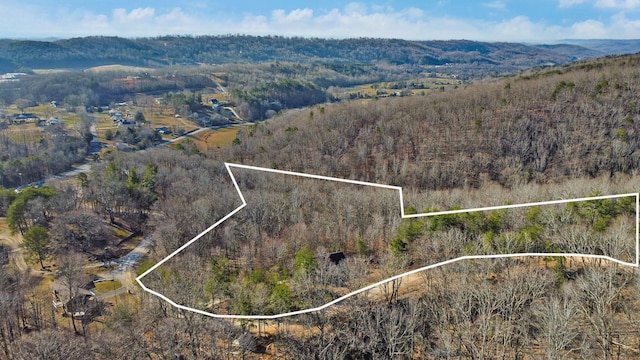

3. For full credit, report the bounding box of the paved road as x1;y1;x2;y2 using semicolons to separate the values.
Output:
108;235;154;278
90;235;154;300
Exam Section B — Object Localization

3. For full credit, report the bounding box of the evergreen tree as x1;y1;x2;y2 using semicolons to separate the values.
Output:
22;225;51;269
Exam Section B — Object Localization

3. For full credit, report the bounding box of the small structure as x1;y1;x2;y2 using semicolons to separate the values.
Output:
197;114;213;127
10;113;39;124
155;126;171;135
0;73;28;82
327;251;346;265
118;120;136;128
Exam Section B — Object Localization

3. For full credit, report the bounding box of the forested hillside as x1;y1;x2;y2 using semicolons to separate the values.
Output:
3;52;640;359
0;35;607;76
225;54;640;192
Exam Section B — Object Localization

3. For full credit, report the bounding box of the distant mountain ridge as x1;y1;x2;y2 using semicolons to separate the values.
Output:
560;39;640;56
0;35;637;76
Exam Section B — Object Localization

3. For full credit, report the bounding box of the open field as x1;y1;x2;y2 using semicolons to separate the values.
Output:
333;75;463;99
144;107;199;132
31;69;70;75
2;124;46;141
94;279;123;296
175;126;244;152
84;65;154;73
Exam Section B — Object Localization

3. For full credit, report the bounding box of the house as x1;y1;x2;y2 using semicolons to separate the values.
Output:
10;113;39;124
111;112;125;123
51;281;96;310
118;120;136;128
47;117;59;125
197;114;213;127
155;126;171;135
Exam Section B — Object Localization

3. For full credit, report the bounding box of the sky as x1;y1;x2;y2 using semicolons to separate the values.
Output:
1;0;640;42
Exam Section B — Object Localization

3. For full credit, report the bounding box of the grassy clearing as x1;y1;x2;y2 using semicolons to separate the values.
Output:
202;127;242;147
145;107;199;131
202;91;230;104
84;65;153;73
176;127;243;152
3;125;45;142
332;76;462;99
114;226;132;239
31;69;70;75
94;280;123;296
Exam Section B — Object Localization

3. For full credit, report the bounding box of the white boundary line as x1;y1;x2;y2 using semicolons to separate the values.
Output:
135;162;640;320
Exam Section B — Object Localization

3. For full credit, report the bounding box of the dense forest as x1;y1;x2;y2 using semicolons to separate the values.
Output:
2;50;640;359
225;55;640;191
0;35;614;75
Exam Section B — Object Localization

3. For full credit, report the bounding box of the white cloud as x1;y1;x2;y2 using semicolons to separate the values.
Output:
113;7;156;23
609;12;640;36
570;19;609;37
344;3;369;16
595;0;640;9
1;1;640;41
484;1;507;10
272;8;314;24
403;7;425;20
558;0;589;8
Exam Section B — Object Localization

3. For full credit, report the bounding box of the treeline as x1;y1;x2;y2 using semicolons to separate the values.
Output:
224;54;640;189
0;36;593;75
231;78;329;120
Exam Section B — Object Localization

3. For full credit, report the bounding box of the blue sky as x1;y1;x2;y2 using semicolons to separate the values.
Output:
2;1;640;41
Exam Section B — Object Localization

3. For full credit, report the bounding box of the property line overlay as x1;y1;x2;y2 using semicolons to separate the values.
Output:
135;162;640;320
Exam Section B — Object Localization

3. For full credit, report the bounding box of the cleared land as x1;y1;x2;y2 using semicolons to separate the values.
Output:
174;127;243;152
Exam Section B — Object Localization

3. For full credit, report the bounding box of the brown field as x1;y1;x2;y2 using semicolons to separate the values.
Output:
3;124;46;142
145;108;199;132
174;126;243;152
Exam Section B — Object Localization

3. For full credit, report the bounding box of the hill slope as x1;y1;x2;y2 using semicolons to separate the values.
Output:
223;53;640;190
0;35;605;77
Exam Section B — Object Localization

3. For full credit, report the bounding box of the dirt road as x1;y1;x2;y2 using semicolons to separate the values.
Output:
0;218;28;272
